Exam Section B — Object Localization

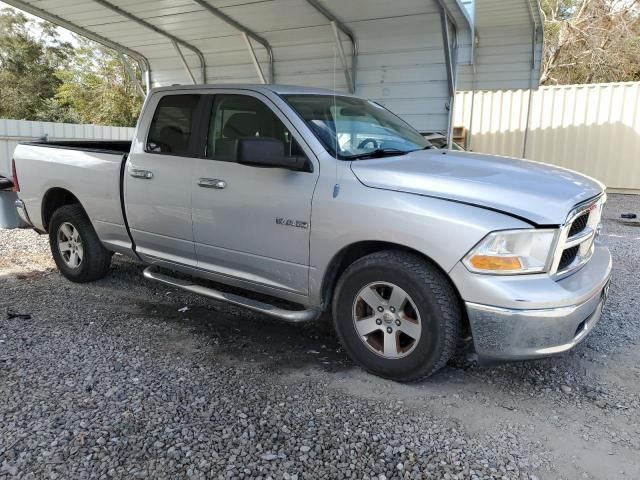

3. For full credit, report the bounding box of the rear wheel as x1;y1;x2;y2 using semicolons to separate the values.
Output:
49;204;112;283
332;250;461;381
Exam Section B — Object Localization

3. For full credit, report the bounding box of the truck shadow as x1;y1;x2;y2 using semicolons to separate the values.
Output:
132;291;354;375
94;255;357;374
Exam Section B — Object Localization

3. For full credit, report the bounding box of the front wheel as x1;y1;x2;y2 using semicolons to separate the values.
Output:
49;204;112;283
332;250;461;382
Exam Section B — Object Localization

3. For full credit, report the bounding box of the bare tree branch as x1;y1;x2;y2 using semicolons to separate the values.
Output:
540;0;640;85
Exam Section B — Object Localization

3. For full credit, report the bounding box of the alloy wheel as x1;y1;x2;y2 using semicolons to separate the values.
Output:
352;281;422;359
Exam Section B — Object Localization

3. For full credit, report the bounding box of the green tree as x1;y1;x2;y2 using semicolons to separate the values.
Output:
55;38;143;127
0;7;143;125
0;8;71;120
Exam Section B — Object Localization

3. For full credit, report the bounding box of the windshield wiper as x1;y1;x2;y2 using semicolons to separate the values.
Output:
345;148;410;160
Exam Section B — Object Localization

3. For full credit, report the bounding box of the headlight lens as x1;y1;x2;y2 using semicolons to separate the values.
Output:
463;229;557;274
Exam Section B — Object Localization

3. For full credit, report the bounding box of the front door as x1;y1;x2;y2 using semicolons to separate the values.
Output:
125;93;205;267
192;93;318;295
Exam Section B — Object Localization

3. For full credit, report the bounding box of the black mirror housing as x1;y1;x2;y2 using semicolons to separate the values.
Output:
237;138;307;171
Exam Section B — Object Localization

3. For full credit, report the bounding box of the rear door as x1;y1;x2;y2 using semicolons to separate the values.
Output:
191;92;319;295
124;93;206;267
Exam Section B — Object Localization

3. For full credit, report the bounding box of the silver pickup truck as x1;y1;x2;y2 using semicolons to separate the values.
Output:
11;84;612;381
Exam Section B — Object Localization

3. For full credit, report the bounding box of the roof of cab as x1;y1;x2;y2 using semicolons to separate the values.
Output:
149;84;357;97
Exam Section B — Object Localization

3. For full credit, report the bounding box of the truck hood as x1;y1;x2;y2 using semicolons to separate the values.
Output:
350;150;604;225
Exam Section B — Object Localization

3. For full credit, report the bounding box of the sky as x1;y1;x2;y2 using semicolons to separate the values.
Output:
0;1;77;43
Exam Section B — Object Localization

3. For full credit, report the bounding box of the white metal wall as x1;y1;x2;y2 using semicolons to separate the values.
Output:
353;9;450;132
0;119;135;177
457;0;543;92
454;82;640;192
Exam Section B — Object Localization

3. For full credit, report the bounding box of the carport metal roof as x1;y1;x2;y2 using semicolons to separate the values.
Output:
3;0;543;134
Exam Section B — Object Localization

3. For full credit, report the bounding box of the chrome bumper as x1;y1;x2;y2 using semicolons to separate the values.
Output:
15;199;33;227
463;245;612;360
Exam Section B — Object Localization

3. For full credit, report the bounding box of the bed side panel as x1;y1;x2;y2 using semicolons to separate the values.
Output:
14;144;131;253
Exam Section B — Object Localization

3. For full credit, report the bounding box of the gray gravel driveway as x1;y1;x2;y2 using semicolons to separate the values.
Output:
1;194;639;480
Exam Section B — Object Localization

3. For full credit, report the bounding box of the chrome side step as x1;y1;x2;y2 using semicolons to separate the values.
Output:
143;266;321;323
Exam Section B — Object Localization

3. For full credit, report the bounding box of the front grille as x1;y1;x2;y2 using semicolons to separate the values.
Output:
568;212;589;237
558;245;579;271
552;195;605;277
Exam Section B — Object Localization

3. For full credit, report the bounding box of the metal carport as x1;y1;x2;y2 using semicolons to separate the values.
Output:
2;0;543;136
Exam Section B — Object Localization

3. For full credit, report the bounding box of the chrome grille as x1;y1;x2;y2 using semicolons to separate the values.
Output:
551;195;605;278
558;245;579;271
568;212;589;237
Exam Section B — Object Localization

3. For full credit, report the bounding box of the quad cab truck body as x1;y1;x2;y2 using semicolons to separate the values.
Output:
11;85;612;381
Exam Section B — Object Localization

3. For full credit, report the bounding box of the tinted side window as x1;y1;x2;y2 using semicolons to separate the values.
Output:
147;94;200;156
207;94;305;162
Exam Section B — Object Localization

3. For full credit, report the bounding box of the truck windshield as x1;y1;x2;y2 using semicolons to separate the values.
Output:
283;95;431;160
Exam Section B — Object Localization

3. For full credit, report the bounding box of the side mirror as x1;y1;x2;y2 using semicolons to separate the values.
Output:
237;138;307;171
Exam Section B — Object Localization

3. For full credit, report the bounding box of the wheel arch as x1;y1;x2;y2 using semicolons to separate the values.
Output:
41;187;86;232
320;241;469;334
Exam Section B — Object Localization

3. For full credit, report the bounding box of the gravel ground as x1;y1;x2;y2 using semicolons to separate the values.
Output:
1;193;639;480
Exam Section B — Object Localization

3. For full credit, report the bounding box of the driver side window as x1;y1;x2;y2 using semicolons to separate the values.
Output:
207;94;305;162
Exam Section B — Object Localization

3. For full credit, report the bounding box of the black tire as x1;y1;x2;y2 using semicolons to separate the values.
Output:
48;204;112;283
332;250;461;382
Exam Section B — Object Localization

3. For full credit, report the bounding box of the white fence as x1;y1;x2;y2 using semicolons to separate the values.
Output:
0;119;135;177
454;82;640;193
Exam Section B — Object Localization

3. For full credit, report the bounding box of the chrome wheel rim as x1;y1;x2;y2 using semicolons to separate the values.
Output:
57;222;83;269
352;281;422;359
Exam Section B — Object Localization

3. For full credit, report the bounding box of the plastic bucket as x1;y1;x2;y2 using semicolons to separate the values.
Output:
0;190;23;229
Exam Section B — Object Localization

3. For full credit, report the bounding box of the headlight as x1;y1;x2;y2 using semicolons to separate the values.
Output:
463;229;558;275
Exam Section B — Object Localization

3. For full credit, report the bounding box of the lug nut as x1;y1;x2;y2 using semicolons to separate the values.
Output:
390;307;396;313
395;319;401;326
376;318;382;325
377;306;384;312
386;327;393;334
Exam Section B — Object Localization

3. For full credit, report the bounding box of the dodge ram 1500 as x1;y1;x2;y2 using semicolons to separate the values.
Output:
11;84;612;381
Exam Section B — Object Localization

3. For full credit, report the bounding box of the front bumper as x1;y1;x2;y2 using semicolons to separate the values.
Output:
453;244;612;360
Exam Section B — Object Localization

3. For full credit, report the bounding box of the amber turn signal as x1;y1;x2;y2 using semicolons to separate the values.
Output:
468;255;523;271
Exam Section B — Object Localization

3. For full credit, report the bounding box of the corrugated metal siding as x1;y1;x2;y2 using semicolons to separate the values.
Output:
454;82;640;192
4;0;545;131
2;0;477;133
353;11;450;132
0;119;134;176
457;0;543;91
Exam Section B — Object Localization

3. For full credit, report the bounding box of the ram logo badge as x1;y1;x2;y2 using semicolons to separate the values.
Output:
276;217;309;229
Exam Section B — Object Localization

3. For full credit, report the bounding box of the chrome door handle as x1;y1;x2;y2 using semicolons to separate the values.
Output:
129;168;153;179
198;178;226;189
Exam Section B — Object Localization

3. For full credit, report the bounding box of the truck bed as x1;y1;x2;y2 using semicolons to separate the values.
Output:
13;140;133;255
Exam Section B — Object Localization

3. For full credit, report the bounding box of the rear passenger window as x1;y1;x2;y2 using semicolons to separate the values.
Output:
146;95;200;156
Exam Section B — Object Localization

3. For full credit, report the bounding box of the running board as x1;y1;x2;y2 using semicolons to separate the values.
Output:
143;266;321;323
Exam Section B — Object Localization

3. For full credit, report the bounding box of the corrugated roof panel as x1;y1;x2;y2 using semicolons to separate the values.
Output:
4;0;542;133
320;0;439;20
